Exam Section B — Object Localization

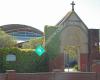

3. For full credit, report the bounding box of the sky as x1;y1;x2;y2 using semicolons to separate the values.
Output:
0;0;100;31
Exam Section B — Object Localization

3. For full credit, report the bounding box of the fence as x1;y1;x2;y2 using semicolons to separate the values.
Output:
1;70;100;80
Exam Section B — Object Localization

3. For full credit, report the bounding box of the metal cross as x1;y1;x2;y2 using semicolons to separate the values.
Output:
71;1;75;11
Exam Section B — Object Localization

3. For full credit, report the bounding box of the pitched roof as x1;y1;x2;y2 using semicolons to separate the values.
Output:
56;11;72;26
56;10;88;29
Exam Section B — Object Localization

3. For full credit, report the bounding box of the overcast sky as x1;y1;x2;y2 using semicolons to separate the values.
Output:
0;0;100;31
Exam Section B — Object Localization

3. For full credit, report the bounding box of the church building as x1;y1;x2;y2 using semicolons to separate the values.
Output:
45;1;100;72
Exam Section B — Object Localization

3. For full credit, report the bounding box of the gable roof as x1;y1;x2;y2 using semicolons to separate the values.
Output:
56;10;88;30
56;11;72;26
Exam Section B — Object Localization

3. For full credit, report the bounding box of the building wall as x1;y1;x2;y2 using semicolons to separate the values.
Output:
60;26;88;55
60;26;88;71
88;29;99;71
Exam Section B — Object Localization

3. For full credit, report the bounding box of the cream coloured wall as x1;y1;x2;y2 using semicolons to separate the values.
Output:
56;9;89;71
60;26;88;54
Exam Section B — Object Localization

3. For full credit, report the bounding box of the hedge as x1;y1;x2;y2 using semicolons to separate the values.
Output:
0;48;49;73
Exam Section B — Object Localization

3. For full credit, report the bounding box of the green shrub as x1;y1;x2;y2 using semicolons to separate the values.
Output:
45;26;60;60
73;65;78;71
0;48;49;73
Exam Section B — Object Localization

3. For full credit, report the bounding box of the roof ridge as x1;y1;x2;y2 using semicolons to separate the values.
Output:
56;11;72;26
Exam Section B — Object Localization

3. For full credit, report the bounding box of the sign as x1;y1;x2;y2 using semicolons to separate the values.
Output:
6;54;16;61
35;45;45;56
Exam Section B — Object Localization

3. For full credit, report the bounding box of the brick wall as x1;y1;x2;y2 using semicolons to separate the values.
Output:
49;53;64;72
54;72;96;80
15;72;97;80
7;71;99;80
80;54;88;71
88;29;99;71
16;72;53;80
1;70;100;80
0;74;5;80
96;73;100;80
6;70;16;80
92;61;100;72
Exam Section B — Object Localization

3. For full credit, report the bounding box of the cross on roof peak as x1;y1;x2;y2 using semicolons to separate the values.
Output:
70;1;75;11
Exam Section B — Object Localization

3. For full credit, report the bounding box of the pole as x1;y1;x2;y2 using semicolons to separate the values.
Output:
67;53;69;72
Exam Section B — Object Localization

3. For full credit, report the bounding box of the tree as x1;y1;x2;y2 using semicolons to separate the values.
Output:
64;46;77;60
0;29;16;48
22;37;44;49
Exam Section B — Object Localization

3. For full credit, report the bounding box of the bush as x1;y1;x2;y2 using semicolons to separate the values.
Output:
45;26;60;60
0;48;49;73
73;65;78;71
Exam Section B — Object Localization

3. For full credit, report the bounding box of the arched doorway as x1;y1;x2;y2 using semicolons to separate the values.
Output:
60;26;88;71
64;46;79;72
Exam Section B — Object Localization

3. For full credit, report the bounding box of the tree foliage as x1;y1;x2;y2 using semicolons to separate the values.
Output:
64;46;77;60
45;25;77;60
45;25;60;59
0;29;16;48
22;37;44;49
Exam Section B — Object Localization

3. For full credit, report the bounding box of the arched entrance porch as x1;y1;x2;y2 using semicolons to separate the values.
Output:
60;26;88;72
